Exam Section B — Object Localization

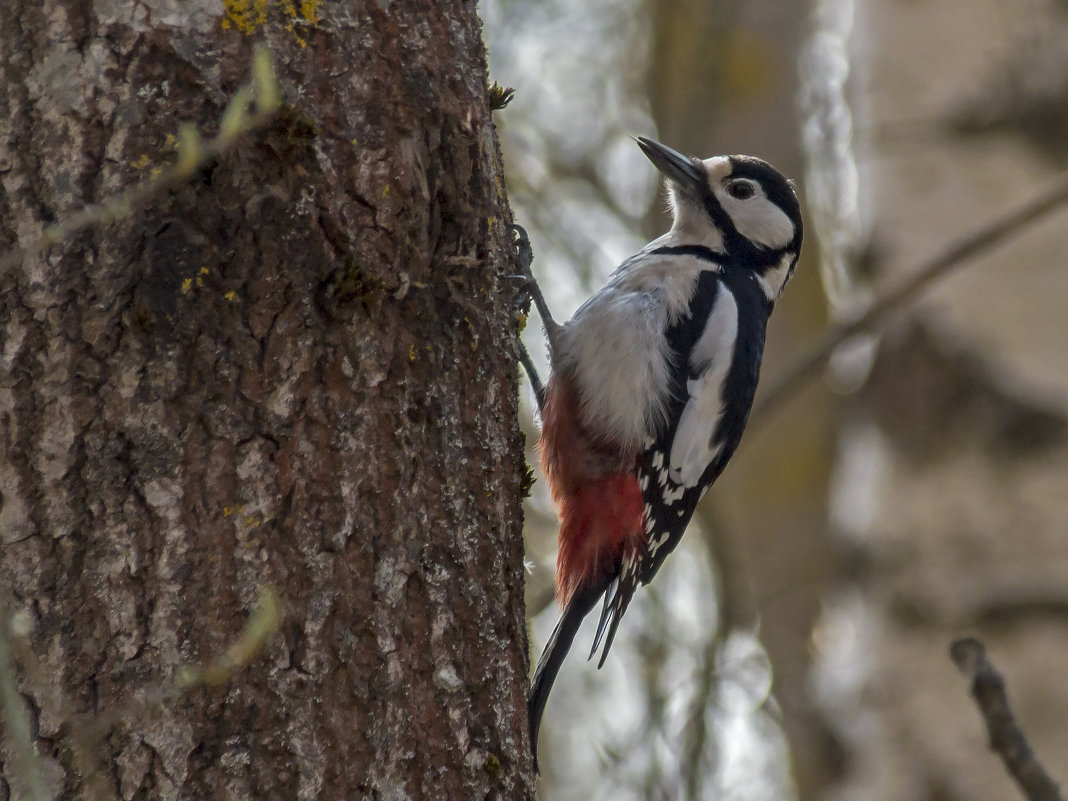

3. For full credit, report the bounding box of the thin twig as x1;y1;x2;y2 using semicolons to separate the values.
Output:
1;585;280;801
757;170;1068;417
174;586;282;689
950;637;1064;801
0;601;50;801
0;45;281;280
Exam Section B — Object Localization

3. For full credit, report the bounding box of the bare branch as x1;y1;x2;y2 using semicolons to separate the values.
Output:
950;637;1064;801
757;170;1068;418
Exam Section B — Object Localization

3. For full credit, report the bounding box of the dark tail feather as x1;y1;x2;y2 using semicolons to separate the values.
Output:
595;581;635;669
528;582;606;772
588;577;619;660
590;568;639;669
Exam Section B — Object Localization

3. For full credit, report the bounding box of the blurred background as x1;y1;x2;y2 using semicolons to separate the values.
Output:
483;1;1068;799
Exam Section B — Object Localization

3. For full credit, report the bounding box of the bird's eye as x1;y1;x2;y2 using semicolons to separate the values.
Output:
727;181;756;200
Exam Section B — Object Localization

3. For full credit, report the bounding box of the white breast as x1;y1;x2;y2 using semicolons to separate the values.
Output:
555;249;711;452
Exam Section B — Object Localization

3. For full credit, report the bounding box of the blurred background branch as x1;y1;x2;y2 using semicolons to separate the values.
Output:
951;638;1065;801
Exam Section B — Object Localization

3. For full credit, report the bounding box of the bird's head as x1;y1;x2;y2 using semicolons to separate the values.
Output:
636;137;803;296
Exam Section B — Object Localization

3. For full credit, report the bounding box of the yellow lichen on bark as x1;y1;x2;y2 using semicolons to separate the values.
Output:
221;0;321;46
221;0;269;34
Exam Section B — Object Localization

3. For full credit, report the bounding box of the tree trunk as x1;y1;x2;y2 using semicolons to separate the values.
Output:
0;3;532;800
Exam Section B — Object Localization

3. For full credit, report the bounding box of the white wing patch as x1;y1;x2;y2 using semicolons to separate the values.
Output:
668;284;739;487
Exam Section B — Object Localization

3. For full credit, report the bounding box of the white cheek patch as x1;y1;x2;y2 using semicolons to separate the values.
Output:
668;285;739;487
719;187;796;251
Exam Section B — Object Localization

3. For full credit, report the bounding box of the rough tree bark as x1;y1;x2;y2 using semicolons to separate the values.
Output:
0;2;532;800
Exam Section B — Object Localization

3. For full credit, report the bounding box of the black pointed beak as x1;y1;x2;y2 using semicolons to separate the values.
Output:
635;137;706;191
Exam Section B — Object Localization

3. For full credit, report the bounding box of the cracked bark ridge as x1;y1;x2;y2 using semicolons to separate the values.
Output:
0;2;532;799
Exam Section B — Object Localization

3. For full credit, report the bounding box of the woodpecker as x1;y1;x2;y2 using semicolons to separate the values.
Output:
520;137;804;767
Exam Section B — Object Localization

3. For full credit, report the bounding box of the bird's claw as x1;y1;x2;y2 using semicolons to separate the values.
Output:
513;223;534;277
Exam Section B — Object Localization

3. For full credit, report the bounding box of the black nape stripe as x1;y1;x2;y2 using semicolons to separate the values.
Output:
649;245;722;263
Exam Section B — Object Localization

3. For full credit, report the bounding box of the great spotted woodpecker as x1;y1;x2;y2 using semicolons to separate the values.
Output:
520;137;803;767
